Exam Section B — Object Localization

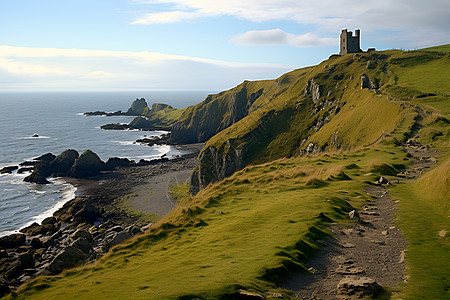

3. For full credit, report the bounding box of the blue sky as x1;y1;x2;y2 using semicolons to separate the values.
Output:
0;0;449;91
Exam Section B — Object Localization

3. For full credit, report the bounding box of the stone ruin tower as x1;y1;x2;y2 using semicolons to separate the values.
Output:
339;29;361;55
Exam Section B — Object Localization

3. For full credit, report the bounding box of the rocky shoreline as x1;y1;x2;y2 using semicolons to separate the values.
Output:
0;143;203;297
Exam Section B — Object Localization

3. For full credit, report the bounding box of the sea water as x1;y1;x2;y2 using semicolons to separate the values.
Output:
0;91;211;237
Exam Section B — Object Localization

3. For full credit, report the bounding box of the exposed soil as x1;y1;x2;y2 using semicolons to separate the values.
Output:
283;138;439;299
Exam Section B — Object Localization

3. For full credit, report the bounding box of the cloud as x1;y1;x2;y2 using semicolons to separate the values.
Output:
231;29;336;47
0;45;292;91
130;0;450;47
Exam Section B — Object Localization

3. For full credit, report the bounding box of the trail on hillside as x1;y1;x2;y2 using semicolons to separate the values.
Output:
283;113;439;299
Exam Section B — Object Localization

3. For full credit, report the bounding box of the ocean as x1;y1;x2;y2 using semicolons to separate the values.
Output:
0;91;211;237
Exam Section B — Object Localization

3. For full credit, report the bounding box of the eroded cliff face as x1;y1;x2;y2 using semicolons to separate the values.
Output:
169;86;264;144
190;140;245;194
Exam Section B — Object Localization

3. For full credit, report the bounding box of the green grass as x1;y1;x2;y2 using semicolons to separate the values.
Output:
10;145;411;300
390;157;450;299
421;44;450;53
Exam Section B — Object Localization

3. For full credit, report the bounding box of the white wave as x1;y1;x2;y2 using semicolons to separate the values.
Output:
16;135;51;140
111;140;136;146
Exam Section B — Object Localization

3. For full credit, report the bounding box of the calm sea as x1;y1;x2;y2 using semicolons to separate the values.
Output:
0;91;211;237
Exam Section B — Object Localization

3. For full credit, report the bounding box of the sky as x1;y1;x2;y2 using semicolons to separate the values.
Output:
0;0;449;92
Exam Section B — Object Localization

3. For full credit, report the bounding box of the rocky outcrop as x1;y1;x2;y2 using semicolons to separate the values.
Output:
170;86;264;144
126;98;148;115
24;149;107;183
304;79;322;104
337;276;382;298
67;150;104;178
360;74;378;90
190;140;245;194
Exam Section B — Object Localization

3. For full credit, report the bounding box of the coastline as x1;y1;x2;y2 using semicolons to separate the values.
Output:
0;143;203;292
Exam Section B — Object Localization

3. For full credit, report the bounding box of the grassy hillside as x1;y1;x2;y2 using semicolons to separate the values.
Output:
6;48;450;299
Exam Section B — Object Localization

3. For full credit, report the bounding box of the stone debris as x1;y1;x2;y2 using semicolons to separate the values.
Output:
337;276;382;298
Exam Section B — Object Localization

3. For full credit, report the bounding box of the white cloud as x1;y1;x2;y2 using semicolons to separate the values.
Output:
130;0;450;47
231;29;336;47
0;45;292;91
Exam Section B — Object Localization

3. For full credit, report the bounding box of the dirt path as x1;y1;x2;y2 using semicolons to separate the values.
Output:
283;132;439;298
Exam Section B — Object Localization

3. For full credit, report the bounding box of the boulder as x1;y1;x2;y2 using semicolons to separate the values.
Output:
70;237;93;255
34;153;56;162
23;171;50;184
0;234;26;249
67;150;105;178
104;231;131;251
49;149;79;176
18;253;34;269
72;204;100;224
0;278;10;298
105;157;135;170
71;229;93;243
0;166;18;174
337;276;382;298
47;246;87;274
360;74;378;90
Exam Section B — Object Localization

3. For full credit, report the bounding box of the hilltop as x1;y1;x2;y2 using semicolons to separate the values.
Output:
3;45;449;299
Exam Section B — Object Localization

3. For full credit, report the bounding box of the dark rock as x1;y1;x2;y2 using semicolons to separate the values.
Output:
23;268;37;276
0;166;18;174
70;237;93;254
30;237;43;249
41;231;62;248
16;246;32;253
34;153;56;162
20;222;43;236
47;246;87;274
72;204;100;224
105;157;135;170
71;229;93;243
337;276;382;298
0;234;26;249
18;253;34;269
0;278;11;298
377;176;390;185
41;216;58;225
100;123;130;130
126;98;148;115
127;225;142;236
0;250;8;258
104;231;131;250
23;170;50;184
49;149;79;177
107;225;124;233
17;167;33;173
67;150;104;178
19;160;38;167
4;260;23;280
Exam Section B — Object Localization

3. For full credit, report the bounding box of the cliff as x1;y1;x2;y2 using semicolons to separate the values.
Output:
189;49;450;193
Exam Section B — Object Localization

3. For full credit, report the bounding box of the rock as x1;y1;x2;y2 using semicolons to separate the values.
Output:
0;234;26;249
72;204;100;224
141;223;153;232
42;216;58;225
4;260;24;280
107;225;124;233
126;225;142;236
41;231;62;248
34;153;56;162
23;172;50;184
234;289;264;299
20;222;45;236
337;265;365;275
438;229;447;238
0;278;11;298
360;74;378;90
0;166;18;174
71;229;93;243
70;237;93;254
337;276;382;298
348;210;357;219
304;79;322;103
67;150;104;178
49;149;79;176
126;98;148;115
47;246;87;274
100;123;130;130
105;157;135;170
0;250;8;258
30;237;44;249
18;253;34;269
17;167;33;173
340;242;356;248
104;231;131;250
377;176;390;185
